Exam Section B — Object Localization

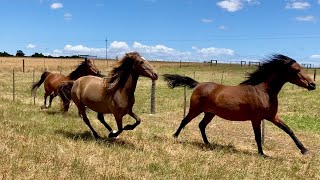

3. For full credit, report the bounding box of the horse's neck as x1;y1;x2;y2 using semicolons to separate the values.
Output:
122;73;139;96
109;73;139;96
258;76;286;98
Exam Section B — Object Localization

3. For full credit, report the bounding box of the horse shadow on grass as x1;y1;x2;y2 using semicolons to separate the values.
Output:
55;129;138;150
188;141;285;160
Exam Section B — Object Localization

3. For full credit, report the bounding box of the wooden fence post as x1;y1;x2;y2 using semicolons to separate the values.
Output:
150;80;156;114
22;59;25;73
33;69;35;105
183;87;187;118
314;69;316;81
13;69;15;101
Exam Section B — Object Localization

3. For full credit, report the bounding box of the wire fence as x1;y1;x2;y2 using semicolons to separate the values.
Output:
0;57;318;144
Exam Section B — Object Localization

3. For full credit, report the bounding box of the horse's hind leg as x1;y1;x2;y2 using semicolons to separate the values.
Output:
48;94;55;108
41;94;48;109
173;109;201;138
123;111;141;130
251;120;264;155
199;112;215;144
97;113;113;132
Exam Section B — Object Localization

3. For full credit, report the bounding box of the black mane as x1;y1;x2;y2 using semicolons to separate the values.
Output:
105;52;140;91
69;60;93;80
240;54;296;85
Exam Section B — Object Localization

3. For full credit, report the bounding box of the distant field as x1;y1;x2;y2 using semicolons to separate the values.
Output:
0;57;319;179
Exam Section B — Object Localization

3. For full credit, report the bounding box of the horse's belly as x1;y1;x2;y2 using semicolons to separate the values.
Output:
210;104;266;121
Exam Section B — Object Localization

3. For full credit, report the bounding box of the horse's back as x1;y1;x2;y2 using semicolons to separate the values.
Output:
44;73;67;92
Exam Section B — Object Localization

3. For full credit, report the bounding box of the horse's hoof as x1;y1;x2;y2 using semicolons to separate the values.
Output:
301;149;309;155
123;124;134;130
108;130;119;139
41;106;46;109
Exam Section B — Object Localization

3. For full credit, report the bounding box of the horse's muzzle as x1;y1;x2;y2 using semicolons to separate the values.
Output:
152;73;159;80
308;82;316;90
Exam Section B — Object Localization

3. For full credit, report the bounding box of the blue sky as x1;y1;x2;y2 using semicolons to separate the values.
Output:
1;0;320;64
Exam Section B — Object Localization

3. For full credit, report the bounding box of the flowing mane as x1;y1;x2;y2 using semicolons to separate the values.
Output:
105;52;140;91
240;54;296;85
68;59;96;80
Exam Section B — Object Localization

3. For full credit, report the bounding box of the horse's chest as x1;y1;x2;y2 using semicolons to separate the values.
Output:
114;91;134;108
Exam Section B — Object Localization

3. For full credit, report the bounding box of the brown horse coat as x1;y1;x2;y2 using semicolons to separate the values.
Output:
59;52;158;139
31;58;101;110
164;54;316;156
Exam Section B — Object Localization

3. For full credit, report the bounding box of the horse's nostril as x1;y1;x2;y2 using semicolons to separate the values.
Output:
309;82;316;90
153;73;158;80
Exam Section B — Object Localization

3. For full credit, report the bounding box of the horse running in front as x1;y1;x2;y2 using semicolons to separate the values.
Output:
58;52;158;139
31;58;101;111
163;54;316;156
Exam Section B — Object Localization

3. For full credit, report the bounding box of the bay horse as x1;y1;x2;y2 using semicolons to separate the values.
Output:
163;54;316;156
31;58;101;111
58;52;158;139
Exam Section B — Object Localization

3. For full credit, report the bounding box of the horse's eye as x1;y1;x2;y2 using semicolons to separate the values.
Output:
140;61;144;65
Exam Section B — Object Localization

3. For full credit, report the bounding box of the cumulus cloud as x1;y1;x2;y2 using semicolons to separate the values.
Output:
192;46;235;57
295;15;316;22
216;0;259;12
26;44;36;49
45;42;236;61
285;1;310;10
310;54;320;59
50;2;63;9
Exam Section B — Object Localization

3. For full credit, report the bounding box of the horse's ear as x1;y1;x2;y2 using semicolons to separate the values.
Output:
85;58;88;62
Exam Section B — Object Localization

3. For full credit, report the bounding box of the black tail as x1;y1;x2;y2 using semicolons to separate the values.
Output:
31;71;50;97
163;74;199;89
57;81;74;112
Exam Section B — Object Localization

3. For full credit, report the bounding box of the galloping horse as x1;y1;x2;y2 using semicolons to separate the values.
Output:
58;52;158;139
163;54;316;156
31;58;101;110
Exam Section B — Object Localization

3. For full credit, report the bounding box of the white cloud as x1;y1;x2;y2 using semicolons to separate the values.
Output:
216;0;259;12
218;25;228;30
201;18;214;23
64;13;72;20
295;15;316;22
285;1;310;10
109;41;129;50
217;0;243;12
310;54;320;59
51;2;63;9
26;44;36;49
45;42;236;61
192;46;235;56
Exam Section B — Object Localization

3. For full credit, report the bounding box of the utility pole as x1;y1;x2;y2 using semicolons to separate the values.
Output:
105;37;108;60
105;37;108;68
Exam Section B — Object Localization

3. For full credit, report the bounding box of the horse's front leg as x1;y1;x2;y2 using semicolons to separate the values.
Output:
108;115;123;138
123;111;141;130
268;115;308;155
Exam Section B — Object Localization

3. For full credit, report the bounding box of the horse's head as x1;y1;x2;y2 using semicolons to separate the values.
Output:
127;52;158;80
83;58;102;76
281;55;316;90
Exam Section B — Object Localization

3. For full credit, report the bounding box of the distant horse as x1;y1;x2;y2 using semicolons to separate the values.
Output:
163;54;316;156
58;52;158;139
31;58;101;111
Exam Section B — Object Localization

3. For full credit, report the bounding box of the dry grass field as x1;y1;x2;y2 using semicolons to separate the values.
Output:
0;57;320;179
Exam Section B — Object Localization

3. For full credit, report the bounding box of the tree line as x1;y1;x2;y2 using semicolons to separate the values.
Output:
0;50;81;58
